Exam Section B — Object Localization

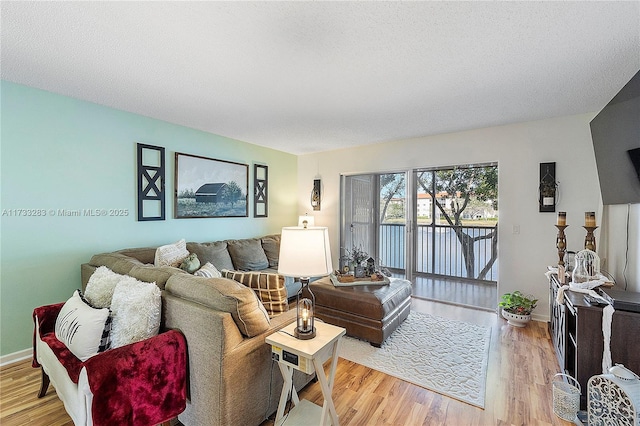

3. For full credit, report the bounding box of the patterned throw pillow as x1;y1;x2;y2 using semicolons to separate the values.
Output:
154;239;189;267
222;270;288;316
55;290;112;361
194;262;222;278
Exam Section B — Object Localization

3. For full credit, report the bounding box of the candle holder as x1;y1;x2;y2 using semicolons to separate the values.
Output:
583;226;598;252
555;225;568;266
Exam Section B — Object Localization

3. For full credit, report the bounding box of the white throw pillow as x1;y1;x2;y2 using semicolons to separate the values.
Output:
110;277;161;348
154;238;189;267
194;262;222;278
84;266;124;308
55;290;111;361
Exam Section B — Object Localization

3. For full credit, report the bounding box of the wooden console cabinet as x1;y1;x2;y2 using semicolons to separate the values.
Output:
548;274;640;409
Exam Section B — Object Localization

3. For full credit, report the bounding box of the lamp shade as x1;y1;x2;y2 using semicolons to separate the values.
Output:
278;227;333;278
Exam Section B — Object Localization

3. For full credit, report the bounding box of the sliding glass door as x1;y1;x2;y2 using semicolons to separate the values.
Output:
341;172;408;276
340;174;377;270
413;164;498;282
341;163;498;284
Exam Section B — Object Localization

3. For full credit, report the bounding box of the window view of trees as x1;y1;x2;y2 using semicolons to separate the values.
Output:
417;165;498;280
377;165;498;281
380;173;406;222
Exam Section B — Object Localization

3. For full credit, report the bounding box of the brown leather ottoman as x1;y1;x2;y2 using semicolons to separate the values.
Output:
309;277;412;347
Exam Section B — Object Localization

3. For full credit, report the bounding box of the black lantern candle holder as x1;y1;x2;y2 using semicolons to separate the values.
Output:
294;279;316;340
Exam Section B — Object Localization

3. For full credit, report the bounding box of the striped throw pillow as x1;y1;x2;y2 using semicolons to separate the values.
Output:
194;262;222;278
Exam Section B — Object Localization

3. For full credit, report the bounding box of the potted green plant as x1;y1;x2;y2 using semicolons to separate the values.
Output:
498;291;538;327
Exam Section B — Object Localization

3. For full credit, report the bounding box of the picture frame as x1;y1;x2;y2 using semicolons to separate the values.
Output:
174;152;248;218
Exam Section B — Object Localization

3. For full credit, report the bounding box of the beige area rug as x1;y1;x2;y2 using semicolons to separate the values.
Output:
339;311;491;408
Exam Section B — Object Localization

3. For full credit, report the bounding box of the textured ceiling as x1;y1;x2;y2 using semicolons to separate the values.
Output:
2;1;639;155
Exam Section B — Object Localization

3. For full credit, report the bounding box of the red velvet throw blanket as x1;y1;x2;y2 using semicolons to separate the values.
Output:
33;304;188;425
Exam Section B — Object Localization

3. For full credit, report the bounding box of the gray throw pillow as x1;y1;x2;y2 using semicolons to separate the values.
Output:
261;234;280;268
227;238;269;271
186;241;234;271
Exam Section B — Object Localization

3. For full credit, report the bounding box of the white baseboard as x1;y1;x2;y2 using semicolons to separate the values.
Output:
0;348;32;367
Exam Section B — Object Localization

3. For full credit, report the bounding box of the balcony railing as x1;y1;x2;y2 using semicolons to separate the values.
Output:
379;223;498;282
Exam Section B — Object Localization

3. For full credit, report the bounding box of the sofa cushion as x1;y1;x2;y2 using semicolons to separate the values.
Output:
89;252;145;276
165;274;270;337
194;262;222;278
155;239;189;267
84;266;124;308
117;246;158;265
227;238;269;271
186;241;235;271
223;270;288;317
110;277;161;348
128;264;186;290
55;290;112;361
261;234;280;268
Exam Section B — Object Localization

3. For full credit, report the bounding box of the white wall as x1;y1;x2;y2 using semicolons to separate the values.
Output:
298;113;607;321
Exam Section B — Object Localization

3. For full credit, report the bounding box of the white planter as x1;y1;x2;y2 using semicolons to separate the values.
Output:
501;309;531;327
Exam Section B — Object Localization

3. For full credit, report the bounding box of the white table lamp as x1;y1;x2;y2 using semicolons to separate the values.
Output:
278;226;333;339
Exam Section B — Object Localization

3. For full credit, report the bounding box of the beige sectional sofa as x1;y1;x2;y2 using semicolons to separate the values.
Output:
80;235;313;426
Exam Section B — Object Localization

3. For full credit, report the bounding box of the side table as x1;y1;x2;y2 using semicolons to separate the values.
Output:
266;321;346;426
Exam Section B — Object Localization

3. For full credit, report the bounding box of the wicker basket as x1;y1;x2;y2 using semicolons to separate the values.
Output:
553;373;581;421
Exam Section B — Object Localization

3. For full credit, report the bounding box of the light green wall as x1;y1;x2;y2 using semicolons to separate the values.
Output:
0;81;298;356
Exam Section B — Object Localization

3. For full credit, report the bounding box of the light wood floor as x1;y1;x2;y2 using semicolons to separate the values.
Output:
412;276;498;312
1;299;572;426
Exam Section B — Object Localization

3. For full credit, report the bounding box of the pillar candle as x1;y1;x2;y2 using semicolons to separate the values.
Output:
585;212;596;227
557;212;566;226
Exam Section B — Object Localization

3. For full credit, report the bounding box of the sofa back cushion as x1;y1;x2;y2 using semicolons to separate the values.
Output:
261;234;280;268
222;271;288;317
128;265;186;290
186;241;234;271
165;275;270;337
226;238;269;271
117;247;158;265
89;252;145;276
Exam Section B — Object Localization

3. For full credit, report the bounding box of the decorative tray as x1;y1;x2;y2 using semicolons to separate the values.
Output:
329;273;390;287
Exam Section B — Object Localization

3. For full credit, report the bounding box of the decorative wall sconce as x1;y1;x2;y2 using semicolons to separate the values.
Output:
539;162;558;213
311;179;321;211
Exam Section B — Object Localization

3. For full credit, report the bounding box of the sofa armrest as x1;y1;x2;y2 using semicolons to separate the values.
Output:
84;329;187;425
32;303;65;367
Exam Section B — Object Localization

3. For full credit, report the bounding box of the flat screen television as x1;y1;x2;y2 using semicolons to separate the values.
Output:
590;69;640;205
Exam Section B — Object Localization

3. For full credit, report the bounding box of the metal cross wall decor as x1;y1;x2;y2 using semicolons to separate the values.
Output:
137;143;166;221
254;164;268;218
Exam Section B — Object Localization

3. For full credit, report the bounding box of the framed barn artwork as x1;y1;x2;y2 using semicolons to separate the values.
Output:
174;152;248;218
